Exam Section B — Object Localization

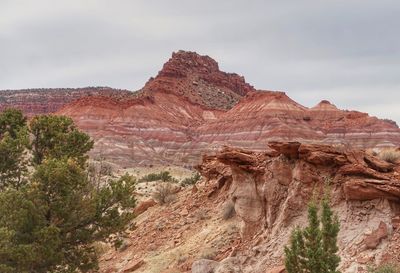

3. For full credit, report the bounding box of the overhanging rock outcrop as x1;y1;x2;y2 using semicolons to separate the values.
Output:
197;142;400;271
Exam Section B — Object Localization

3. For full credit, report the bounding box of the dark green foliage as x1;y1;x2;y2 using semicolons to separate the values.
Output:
303;201;324;273
181;172;201;186
285;197;341;273
321;198;341;273
0;108;27;139
0;109;29;189
284;228;305;273
0;109;136;273
30;115;93;166
138;171;174;183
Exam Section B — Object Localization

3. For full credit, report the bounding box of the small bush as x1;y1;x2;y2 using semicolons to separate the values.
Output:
139;171;174;183
181;172;201;186
169;177;179;184
152;183;176;205
379;149;400;163
92;241;110;256
199;247;217;260
221;200;236;220
368;263;400;273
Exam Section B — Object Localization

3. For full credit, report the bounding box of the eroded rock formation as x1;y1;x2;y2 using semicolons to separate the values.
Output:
2;51;400;167
197;142;400;272
98;143;400;273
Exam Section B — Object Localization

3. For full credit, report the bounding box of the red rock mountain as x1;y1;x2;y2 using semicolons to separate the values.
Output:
140;50;255;110
0;87;133;117
1;51;399;166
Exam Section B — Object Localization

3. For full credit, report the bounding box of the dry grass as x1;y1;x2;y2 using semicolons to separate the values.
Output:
152;183;177;205
378;148;400;163
199;247;217;260
367;263;400;273
92;241;110;256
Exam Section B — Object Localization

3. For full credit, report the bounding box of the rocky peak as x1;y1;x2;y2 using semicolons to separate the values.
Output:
311;99;339;112
158;50;220;78
142;50;256;110
314;99;337;107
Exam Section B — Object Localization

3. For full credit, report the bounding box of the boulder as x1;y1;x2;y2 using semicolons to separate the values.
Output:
192;259;219;273
364;222;389;249
133;199;157;216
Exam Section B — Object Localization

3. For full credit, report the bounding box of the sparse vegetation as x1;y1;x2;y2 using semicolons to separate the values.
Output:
139;171;176;183
378;148;400;163
199;247;217;260
284;196;340;273
88;159;114;186
221;200;236;220
368;264;400;273
152;182;177;204
180;172;201;186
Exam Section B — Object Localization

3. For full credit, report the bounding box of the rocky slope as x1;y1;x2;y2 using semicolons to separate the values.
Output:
98;142;400;273
0;87;133;117
57;51;400;167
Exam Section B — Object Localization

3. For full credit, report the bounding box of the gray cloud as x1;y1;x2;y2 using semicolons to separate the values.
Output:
0;0;399;123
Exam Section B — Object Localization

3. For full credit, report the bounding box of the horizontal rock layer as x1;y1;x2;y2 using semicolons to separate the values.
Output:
2;51;400;166
60;89;400;167
0;87;134;117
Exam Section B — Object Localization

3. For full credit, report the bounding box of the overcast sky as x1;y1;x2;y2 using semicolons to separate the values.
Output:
0;0;399;123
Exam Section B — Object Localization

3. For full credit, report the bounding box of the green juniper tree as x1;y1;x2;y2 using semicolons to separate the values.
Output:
285;227;305;273
0;109;29;189
0;109;136;273
30;115;93;166
0;108;27;139
321;198;341;273
285;195;341;273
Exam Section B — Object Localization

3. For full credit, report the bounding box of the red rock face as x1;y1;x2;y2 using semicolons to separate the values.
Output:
2;51;400;166
0;87;133;117
196;142;400;271
57;51;400;166
141;50;255;110
197;92;400;152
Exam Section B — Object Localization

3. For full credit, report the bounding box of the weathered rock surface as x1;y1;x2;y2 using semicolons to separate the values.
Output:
98;142;400;273
141;50;255;110
364;222;389;249
196;142;400;272
192;259;219;273
133;199;157;216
